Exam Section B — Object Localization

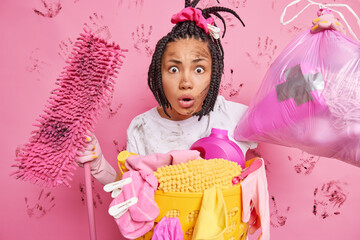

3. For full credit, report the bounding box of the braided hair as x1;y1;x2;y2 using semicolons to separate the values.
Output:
148;0;245;120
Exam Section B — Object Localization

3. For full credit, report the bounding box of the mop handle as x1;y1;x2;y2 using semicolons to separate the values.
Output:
84;162;97;240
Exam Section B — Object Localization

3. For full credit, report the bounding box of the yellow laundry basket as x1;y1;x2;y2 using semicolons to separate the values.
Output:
117;151;251;240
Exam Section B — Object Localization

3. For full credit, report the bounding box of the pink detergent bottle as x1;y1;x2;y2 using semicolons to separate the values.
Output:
190;128;245;168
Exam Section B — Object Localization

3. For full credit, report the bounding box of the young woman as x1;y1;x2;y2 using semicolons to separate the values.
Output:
79;0;254;184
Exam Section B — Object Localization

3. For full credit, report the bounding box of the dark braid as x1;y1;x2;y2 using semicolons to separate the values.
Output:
189;0;201;7
147;0;245;120
148;36;172;112
202;6;245;27
211;12;226;38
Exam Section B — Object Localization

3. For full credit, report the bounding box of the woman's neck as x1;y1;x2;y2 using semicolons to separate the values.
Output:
156;106;193;121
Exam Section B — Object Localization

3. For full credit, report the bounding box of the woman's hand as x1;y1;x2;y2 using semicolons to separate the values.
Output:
77;132;119;185
77;133;103;167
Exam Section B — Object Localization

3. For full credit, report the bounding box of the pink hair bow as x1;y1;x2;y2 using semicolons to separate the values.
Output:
171;7;220;38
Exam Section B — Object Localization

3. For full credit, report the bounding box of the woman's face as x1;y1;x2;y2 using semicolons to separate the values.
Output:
159;37;212;121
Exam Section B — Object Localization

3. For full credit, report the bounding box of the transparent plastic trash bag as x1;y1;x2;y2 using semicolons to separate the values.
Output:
234;29;360;167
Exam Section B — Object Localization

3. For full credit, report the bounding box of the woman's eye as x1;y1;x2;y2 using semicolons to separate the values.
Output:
195;67;205;74
169;66;179;73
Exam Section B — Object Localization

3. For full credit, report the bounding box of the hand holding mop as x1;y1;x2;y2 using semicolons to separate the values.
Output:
78;133;117;185
12;28;126;239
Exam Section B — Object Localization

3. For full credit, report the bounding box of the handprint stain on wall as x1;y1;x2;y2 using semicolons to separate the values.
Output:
84;13;112;41
270;195;290;228
219;69;233;95
288;152;320;175
246;36;277;67
26;48;50;81
106;95;123;119
58;38;74;61
209;12;240;45
113;139;126;153
108;103;123;118
33;0;62;18
116;0;144;10
219;69;244;99
79;180;103;208
227;0;247;8
222;13;237;28
313;180;348;219
229;83;243;97
24;189;56;218
197;0;217;9
282;23;308;38
132;24;154;57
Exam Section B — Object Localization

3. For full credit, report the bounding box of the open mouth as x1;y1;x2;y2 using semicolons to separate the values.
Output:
178;95;194;108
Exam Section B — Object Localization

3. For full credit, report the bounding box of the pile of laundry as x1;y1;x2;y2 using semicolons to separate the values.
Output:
104;150;269;240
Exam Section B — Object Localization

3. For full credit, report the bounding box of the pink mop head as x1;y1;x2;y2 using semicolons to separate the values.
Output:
12;28;126;187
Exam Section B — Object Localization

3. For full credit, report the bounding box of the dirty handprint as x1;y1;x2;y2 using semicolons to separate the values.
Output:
24;189;55;218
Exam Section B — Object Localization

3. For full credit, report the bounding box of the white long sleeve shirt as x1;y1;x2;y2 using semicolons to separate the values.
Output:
126;95;257;156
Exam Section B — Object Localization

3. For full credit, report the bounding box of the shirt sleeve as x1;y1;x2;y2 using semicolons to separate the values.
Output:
218;96;258;152
126;116;145;155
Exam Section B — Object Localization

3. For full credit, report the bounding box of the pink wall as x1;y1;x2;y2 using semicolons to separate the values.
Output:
1;0;360;239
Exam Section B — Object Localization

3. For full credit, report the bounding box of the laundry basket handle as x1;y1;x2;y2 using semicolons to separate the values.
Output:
232;158;263;185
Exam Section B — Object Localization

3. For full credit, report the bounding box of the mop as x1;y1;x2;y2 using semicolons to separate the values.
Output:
12;28;126;239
